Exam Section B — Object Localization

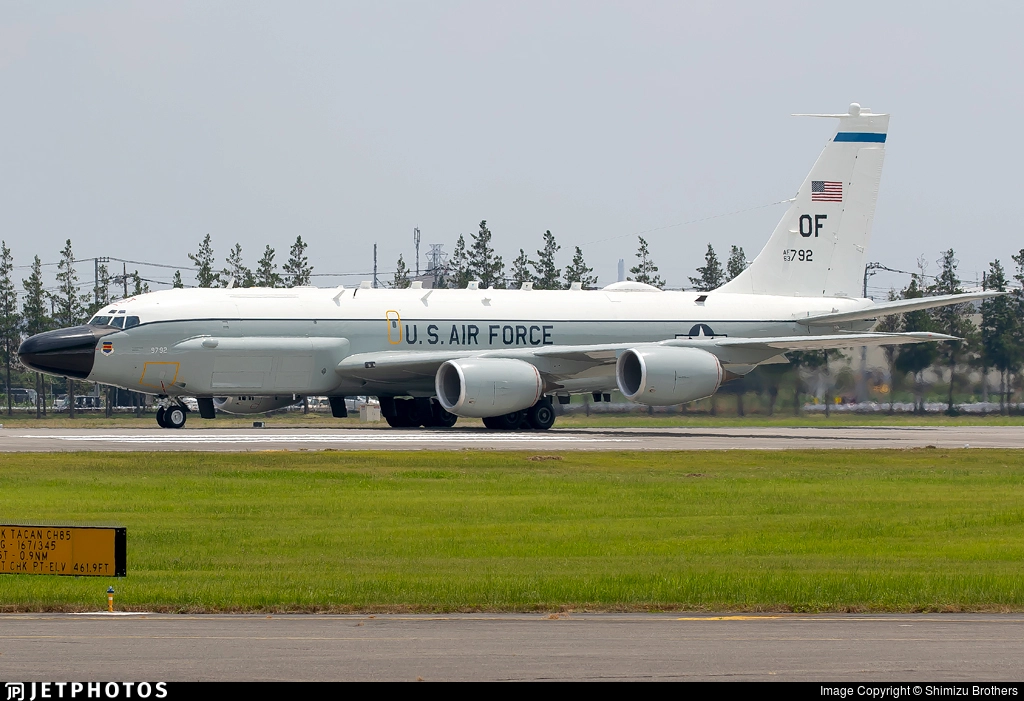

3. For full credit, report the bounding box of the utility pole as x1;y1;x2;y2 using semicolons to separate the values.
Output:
858;262;883;403
372;243;378;289
413;227;421;278
122;263;129;298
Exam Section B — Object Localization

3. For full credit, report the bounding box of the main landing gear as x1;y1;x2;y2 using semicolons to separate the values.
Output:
381;397;459;428
156;403;187;429
380;396;556;431
481;397;555;431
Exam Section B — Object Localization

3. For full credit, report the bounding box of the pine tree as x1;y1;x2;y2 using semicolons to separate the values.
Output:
0;242;20;416
21;256;49;418
564;246;598;289
255;245;282;288
188;234;220;288
131;271;149;297
689;243;724;291
532;231;562;290
726;245;747;282
221;243;253;288
447;234;471;289
172;271;184;289
283;236;313;287
509;249;533;289
894;274;938;413
467;220;504;288
930;249;975;414
391;254;411;289
52;239;89;418
980;259;1018;413
628;236;665;288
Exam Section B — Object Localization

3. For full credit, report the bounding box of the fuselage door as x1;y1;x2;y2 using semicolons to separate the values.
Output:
386;310;402;345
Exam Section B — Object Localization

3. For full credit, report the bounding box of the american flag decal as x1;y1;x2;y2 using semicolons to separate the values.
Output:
811;180;842;202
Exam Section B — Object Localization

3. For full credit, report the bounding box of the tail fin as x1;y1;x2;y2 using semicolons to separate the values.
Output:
718;103;888;298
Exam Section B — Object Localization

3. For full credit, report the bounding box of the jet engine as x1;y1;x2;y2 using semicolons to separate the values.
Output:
435;358;543;418
212;395;303;415
615;347;723;406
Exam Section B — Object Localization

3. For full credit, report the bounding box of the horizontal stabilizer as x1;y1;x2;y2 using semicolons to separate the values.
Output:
796;291;1002;326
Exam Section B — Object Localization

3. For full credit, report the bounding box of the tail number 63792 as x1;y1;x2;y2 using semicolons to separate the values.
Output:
783;249;813;262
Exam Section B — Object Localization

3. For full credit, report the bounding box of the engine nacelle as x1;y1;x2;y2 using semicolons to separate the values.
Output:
615;346;723;406
435;358;543;418
212;395;303;415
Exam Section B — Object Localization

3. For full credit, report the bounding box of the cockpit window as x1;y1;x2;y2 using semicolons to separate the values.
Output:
88;312;141;329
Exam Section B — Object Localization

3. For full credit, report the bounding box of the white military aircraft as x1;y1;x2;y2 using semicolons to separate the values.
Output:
19;103;992;430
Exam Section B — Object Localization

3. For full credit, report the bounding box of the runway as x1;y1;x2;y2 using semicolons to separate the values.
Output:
1;425;1023;451
1;613;1022;681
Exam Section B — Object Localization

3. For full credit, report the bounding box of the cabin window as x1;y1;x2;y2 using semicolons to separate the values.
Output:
90;316;112;327
110;317;126;329
124;316;140;329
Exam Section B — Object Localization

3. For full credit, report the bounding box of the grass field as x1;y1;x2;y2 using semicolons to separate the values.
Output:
1;450;1023;613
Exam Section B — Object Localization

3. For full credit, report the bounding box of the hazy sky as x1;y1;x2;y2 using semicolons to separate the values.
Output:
2;1;1022;296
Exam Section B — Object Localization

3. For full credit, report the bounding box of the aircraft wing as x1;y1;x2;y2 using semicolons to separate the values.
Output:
336;332;954;385
796;291;1002;325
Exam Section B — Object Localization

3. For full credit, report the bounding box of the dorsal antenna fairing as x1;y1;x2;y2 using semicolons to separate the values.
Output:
792;103;887;118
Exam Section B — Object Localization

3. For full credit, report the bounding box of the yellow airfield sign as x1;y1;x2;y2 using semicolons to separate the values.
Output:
0;526;126;577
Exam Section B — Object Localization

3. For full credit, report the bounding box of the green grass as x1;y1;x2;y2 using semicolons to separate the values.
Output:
1;450;1023;613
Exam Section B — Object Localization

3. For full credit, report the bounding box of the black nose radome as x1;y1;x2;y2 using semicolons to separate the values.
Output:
18;325;116;379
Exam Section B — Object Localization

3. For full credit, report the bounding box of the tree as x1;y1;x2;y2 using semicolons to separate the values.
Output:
0;241;20;416
984;259;1020;413
467;220;504;288
283;236;313;287
689;243;724;291
628;236;665;288
255;245;282;288
22;255;48;417
446;234;471;289
930;249;975;414
532;231;562;290
172;271;184;289
131;271;149;297
509;249;533;289
391;254;411;289
564;246;598;289
894;275;937;413
52;239;90;418
188;234;220;288
874;289;902;414
726;245;747;282
221;243;254;288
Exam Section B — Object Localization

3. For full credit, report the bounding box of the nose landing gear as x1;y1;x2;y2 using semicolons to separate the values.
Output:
156;403;188;429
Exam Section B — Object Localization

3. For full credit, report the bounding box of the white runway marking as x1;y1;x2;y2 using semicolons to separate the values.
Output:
17;433;634;444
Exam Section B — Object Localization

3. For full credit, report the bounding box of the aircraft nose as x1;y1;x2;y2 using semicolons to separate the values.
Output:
18;325;115;379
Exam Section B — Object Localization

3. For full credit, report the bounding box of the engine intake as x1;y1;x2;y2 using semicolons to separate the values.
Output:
616;346;723;406
435;358;543;418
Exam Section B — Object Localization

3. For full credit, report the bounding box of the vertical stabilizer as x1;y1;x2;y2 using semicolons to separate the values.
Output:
718;103;888;298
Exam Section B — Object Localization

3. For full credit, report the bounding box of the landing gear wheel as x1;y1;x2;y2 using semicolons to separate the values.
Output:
155;406;168;428
482;411;524;431
430;400;458;428
385;398;417;428
527;399;556;430
164;406;187;429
